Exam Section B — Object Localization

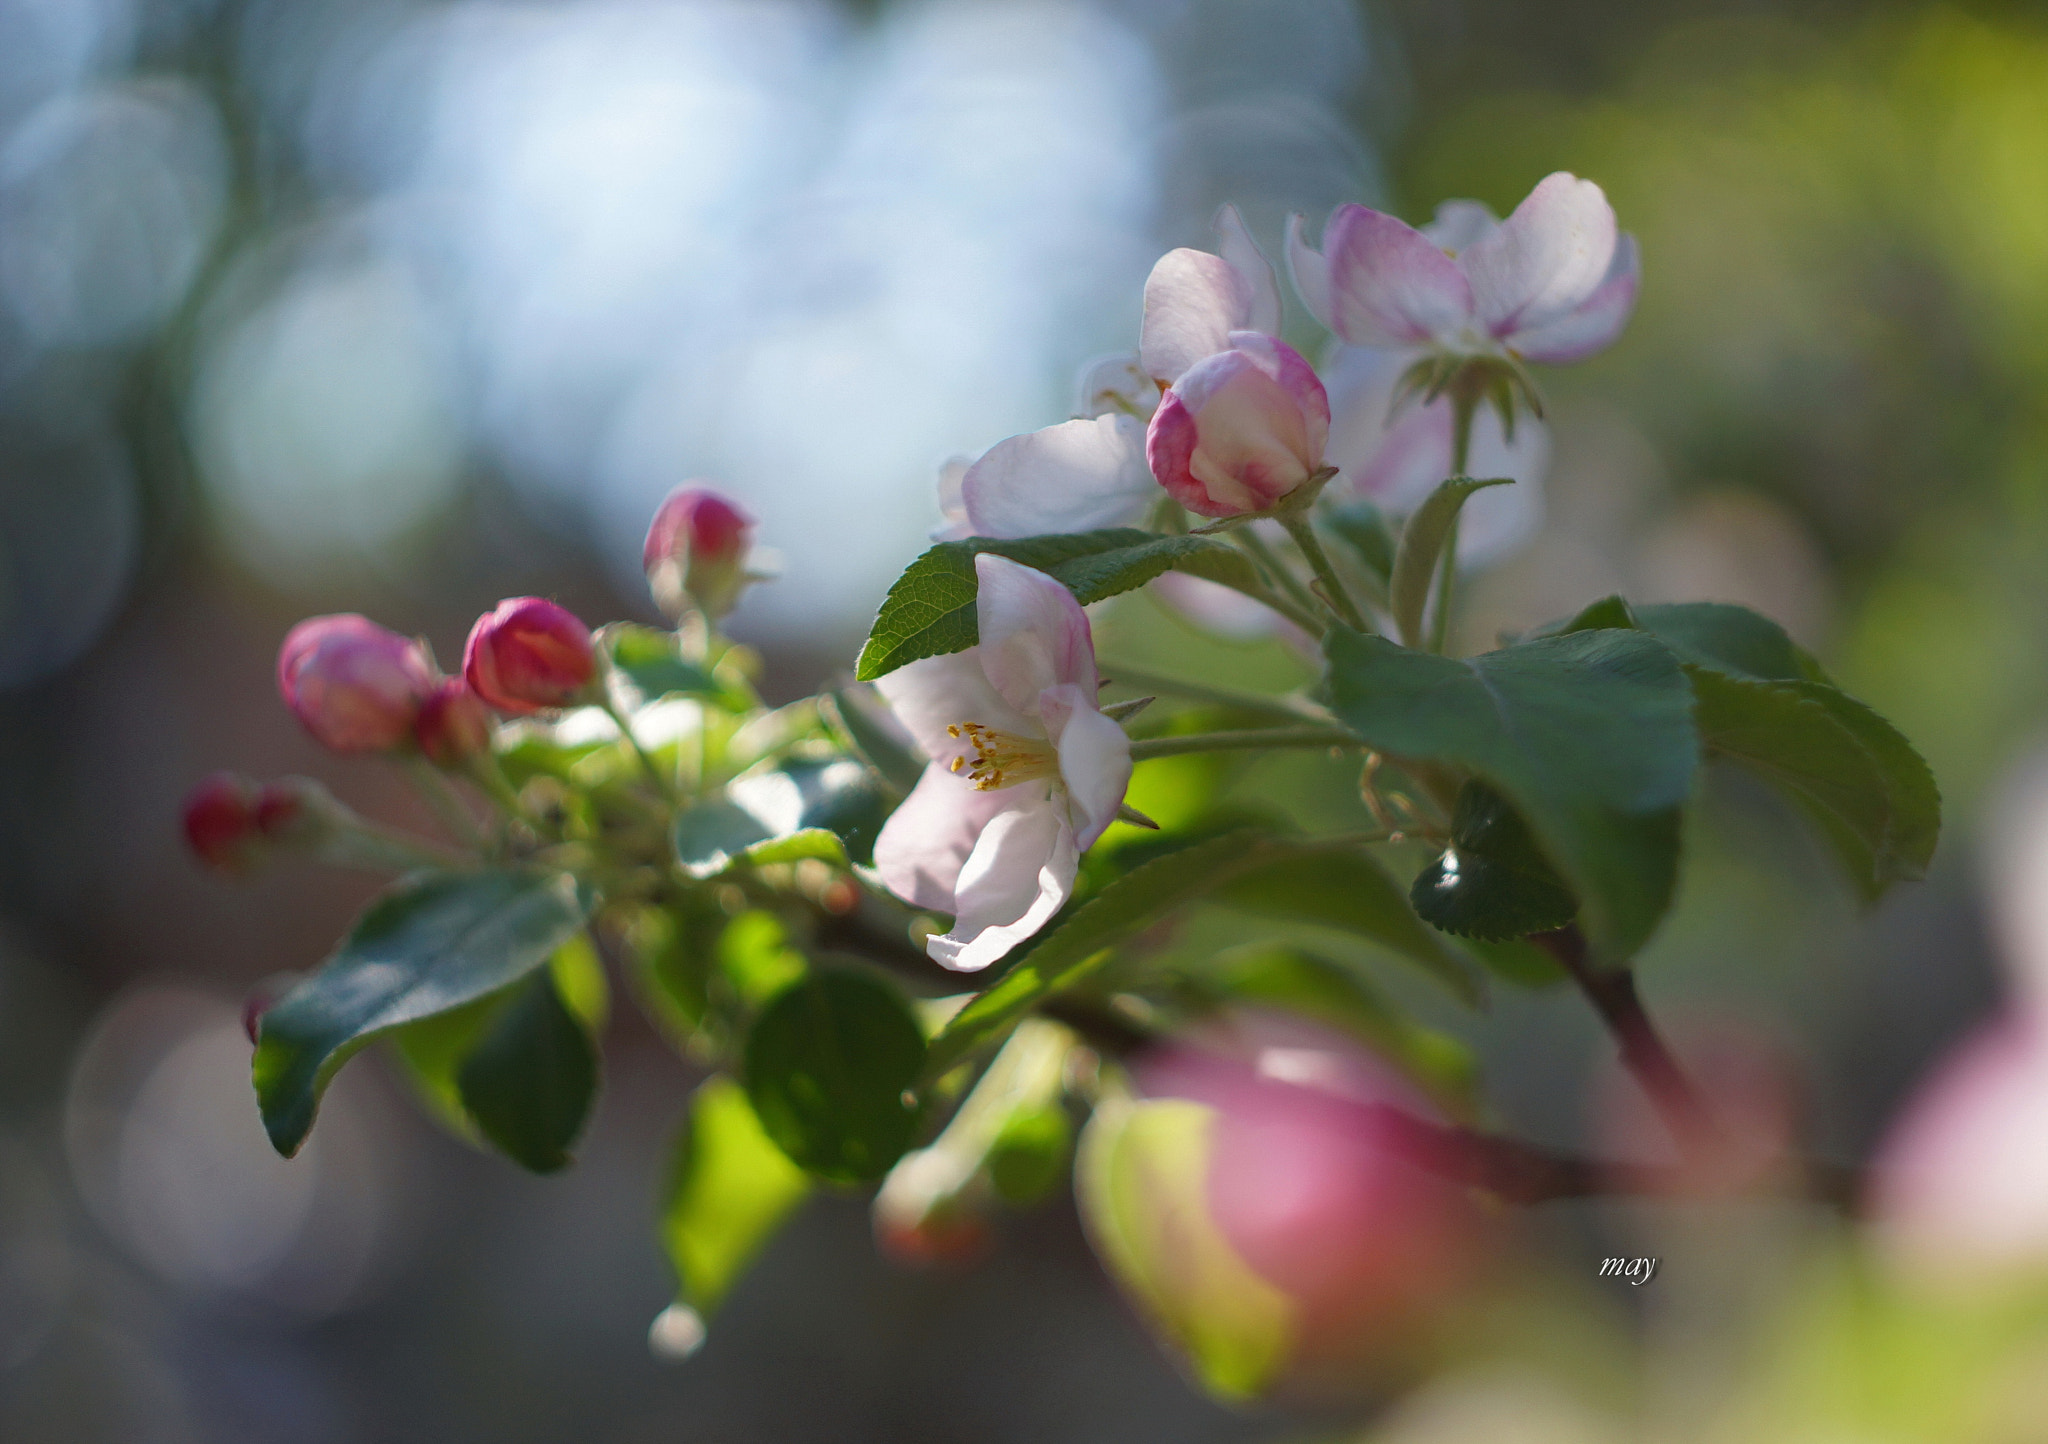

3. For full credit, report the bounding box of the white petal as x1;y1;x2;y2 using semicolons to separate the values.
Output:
926;802;1077;972
1141;250;1247;385
1285;212;1333;331
1073;352;1159;420
974;553;1099;714
931;454;973;541
876;650;1033;763
873;763;1013;914
961;415;1153;539
1040;685;1132;849
1460;172;1617;337
1510;233;1640;364
1422;199;1498;253
1214;203;1281;336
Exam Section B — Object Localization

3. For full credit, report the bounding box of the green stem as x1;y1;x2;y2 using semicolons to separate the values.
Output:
1233;527;1325;624
1279;513;1369;632
1127;725;1360;761
602;698;680;805
402;756;490;852
1427;394;1481;654
1096;660;1328;724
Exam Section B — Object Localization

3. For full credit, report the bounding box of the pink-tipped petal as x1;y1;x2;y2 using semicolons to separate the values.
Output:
875;650;1035;765
873;763;1014;914
1510;233;1640;364
1321;204;1475;348
973;554;1098;712
1285;212;1333;331
1460;172;1617;338
926;803;1077;972
1038;682;1132;848
960;415;1153;540
1149;336;1330;518
1214;203;1282;337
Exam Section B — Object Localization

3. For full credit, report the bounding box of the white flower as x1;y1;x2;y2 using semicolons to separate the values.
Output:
873;554;1132;972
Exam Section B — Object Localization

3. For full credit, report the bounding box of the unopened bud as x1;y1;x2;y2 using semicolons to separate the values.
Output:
1146;334;1330;518
276;614;435;754
414;678;494;766
181;771;265;874
462;597;597;714
643;484;757;618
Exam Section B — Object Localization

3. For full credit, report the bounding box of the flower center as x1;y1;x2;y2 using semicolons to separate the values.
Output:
946;722;1060;791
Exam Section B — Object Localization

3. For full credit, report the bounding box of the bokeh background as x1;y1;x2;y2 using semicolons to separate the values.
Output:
1;0;2043;1438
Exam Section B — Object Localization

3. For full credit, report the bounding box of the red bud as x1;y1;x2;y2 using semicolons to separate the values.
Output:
414;678;494;766
276;614;435;754
462;597;596;714
181;771;265;873
643;484;756;618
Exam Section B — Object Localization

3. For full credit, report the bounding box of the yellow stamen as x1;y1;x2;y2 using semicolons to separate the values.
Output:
946;721;1060;792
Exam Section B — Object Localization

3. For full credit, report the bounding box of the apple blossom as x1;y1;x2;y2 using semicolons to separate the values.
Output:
1072;353;1158;421
1077;1010;1483;1398
1140;203;1282;387
276;613;435;754
414;678;494;767
871;554;1131;972
1146;332;1332;518
1287;173;1639;367
463;597;598;714
957;413;1156;539
644;484;757;618
1321;344;1548;566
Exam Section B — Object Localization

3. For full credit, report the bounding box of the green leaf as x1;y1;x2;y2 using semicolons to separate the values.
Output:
1323;500;1397;583
456;964;599;1173
821;688;925;794
716;910;808;1008
671;756;887;876
1411;780;1579;941
1458;936;1568;988
855;530;1261;681
1388;477;1513;646
1323;629;1699;960
607;624;732;706
1207;841;1478;1002
744;970;927;1184
924;830;1473;1079
661;1077;812;1316
1203;944;1479;1116
986;1104;1073;1205
254;869;592;1157
1546;594;1638;635
1545;599;1939;899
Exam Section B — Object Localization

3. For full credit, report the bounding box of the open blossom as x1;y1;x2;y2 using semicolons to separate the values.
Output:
1321;345;1548;567
1078;1011;1484;1398
956;414;1156;540
276;614;435;754
1140;203;1282;387
1073;353;1159;422
463;597;597;714
872;554;1131;972
1147;332;1331;518
1288;172;1639;366
644;484;757;618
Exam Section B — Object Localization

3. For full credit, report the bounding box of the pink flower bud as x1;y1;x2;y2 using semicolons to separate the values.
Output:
462;597;597;714
643;484;756;618
1145;333;1330;518
413;678;494;766
1077;1011;1484;1399
182;771;266;873
276;614;435;754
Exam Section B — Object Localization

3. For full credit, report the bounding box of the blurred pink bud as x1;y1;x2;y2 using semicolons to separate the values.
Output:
1146;333;1330;518
1077;1011;1484;1399
1872;1011;2048;1286
276;614;435;754
643;484;756;618
463;598;597;714
414;678;494;767
1590;1016;1799;1199
182;771;266;873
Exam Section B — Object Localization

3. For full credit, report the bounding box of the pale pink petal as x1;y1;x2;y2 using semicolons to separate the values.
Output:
931;454;973;541
1036;682;1131;848
873;764;1013;913
1422;199;1498;253
1150;336;1329;518
926;802;1077;972
1213;203;1281;336
1460;172;1617;338
1320;204;1474;348
876;649;1034;763
961;415;1153;539
1510;233;1640;363
1285;212;1333;331
974;553;1099;711
1073;352;1159;420
1141;249;1242;385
